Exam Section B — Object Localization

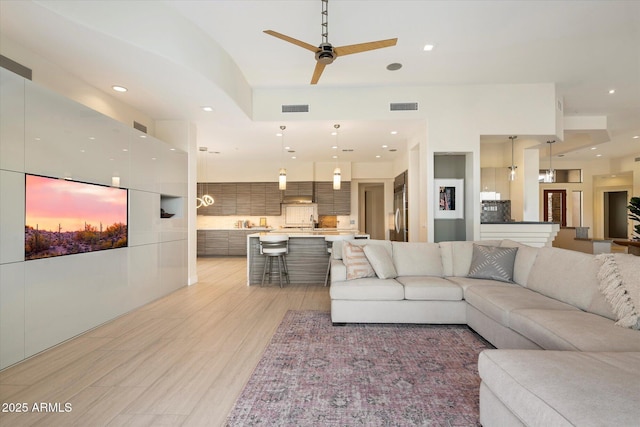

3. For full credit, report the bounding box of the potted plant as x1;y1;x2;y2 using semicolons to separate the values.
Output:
628;196;640;240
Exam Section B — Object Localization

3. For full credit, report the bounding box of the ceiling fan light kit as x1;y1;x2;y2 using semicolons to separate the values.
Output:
264;0;398;84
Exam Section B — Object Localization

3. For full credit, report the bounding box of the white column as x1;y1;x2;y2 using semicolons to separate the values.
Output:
523;148;540;221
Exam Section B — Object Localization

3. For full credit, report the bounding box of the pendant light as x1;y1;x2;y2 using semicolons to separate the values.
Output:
196;149;214;209
333;124;341;190
545;140;556;183
278;125;287;190
508;135;517;181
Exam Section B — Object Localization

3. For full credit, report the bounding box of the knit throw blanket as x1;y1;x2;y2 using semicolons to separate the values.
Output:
596;253;640;330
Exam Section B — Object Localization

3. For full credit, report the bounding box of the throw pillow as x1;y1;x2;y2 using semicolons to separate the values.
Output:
467;244;518;283
343;241;376;280
363;244;398;279
596;253;640;330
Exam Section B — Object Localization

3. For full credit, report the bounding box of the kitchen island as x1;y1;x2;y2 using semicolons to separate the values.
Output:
479;222;560;247
246;231;368;285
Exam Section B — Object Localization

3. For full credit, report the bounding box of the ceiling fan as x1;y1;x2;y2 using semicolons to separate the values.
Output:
264;0;398;84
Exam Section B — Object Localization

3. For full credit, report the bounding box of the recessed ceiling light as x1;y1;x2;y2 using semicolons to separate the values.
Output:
332;155;338;159
139;135;147;138
151;157;157;160
634;135;639;139
169;148;176;151
608;89;615;94
376;155;381;158
331;131;338;136
122;148;128;152
89;137;95;140
386;63;402;71
591;147;597;150
382;145;388;148
390;131;398;135
112;85;127;93
291;156;296;159
201;106;214;112
596;154;602;157
423;44;435;51
276;132;283;137
284;146;291;150
332;145;338;149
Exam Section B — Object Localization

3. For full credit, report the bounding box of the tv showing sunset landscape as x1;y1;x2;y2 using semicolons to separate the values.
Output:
25;174;128;260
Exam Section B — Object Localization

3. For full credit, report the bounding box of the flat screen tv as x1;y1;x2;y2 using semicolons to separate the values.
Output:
25;174;128;260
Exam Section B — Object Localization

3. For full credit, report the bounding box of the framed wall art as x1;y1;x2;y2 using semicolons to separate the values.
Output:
435;179;464;219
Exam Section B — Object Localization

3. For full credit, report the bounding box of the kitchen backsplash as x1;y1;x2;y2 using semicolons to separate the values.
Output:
197;214;354;229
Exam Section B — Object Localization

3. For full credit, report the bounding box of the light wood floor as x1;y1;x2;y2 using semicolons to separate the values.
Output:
0;257;330;426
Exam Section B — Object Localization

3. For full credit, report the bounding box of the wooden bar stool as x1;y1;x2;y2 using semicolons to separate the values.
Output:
259;234;290;287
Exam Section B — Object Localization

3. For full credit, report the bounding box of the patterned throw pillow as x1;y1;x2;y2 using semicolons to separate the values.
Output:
343;241;376;280
468;244;518;283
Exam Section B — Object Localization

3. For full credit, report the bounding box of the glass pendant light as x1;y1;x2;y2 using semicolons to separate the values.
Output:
333;124;341;190
508;135;517;181
278;125;287;190
545;140;556;183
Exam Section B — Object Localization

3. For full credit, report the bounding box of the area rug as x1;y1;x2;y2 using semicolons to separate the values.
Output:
226;311;493;426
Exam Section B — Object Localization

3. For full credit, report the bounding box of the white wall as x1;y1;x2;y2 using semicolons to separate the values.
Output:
0;68;188;369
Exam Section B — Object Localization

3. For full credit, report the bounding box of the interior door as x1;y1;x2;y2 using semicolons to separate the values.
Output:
604;191;628;239
543;189;567;227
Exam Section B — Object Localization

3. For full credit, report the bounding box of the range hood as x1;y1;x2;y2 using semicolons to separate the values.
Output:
282;195;314;204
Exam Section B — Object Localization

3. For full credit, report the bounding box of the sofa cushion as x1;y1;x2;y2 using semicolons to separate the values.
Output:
332;239;392;260
392;242;443;276
329;278;404;301
439;240;501;277
509;308;640;351
342;241;376;280
479;350;640;427
396;276;463;301
465;285;579;327
446;276;513;292
499;240;539;287
363;244;397;279
526;247;601;311
468;244;518;283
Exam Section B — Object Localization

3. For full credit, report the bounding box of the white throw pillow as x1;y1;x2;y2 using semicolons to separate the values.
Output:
364;244;398;279
343;241;376;280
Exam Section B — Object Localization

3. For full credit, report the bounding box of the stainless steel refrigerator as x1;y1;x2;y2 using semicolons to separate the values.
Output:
391;171;408;242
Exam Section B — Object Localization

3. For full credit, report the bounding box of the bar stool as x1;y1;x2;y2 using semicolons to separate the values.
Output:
324;234;355;286
259;234;290;287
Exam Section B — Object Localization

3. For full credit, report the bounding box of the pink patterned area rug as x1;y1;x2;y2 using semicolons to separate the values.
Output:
226;311;493;426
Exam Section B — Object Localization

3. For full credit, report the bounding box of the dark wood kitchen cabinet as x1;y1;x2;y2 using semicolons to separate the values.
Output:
314;181;350;215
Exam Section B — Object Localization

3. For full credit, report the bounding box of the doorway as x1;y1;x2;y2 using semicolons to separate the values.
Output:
359;183;385;240
604;191;628;239
543;189;567;226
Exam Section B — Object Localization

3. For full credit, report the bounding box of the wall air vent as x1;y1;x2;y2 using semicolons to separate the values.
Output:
133;121;147;133
636;157;640;162
390;102;418;111
0;55;32;80
282;104;309;113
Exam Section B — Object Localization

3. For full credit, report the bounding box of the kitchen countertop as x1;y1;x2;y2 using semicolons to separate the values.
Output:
247;231;367;238
197;227;273;231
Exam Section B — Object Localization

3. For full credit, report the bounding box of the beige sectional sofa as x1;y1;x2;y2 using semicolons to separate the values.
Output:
329;239;640;426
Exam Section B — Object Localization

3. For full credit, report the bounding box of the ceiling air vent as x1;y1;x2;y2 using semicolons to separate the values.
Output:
282;104;309;113
390;102;418;111
133;121;147;133
635;157;640;162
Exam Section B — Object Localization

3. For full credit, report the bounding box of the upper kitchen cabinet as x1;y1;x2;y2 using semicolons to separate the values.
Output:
315;181;351;215
197;181;281;216
283;181;314;197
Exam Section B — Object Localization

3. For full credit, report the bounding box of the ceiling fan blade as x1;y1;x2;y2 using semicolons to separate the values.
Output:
334;38;397;56
310;62;326;85
263;30;318;53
